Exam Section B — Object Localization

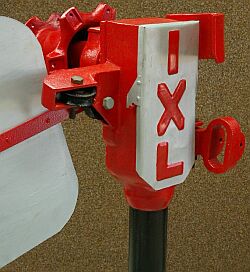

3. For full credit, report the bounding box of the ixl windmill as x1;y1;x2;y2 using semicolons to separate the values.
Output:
0;3;245;271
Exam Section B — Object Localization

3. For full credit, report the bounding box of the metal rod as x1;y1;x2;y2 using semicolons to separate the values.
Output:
128;207;168;272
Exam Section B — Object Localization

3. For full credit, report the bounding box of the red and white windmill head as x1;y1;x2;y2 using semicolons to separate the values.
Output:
0;4;245;270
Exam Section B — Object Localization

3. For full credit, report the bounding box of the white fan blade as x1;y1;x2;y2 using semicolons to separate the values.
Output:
0;17;78;268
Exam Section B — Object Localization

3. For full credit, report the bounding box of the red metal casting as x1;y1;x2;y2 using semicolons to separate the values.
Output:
166;13;225;63
195;118;245;173
1;6;245;211
0;3;116;155
42;17;180;211
43;63;120;127
41;15;245;210
26;3;116;72
80;27;101;67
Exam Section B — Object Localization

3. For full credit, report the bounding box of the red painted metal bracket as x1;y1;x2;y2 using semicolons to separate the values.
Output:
26;3;116;72
166;13;225;63
0;4;117;153
195;117;245;173
0;109;69;153
42;62;120;127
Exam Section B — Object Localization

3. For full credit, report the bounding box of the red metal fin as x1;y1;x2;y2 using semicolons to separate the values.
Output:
166;13;225;63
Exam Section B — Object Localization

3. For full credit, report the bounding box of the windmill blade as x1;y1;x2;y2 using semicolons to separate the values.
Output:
0;17;78;268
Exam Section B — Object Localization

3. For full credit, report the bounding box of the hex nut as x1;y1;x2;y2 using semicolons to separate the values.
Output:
103;97;115;110
71;75;84;85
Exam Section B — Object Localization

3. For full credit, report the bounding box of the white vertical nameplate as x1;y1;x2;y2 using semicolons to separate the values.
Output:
128;21;199;190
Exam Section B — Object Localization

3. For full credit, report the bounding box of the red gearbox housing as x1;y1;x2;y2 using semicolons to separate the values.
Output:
1;4;244;211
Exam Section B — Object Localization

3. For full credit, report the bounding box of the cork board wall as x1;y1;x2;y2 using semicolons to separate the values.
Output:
1;0;249;271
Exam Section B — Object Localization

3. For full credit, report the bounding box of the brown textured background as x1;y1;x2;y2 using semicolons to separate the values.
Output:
1;0;249;271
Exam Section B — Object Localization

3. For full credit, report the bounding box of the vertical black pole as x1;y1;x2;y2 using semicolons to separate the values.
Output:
129;207;168;272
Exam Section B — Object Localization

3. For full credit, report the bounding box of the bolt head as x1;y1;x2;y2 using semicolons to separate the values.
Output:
103;97;115;110
71;75;84;85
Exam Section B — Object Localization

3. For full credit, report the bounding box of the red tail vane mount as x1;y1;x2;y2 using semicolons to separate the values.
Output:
195;117;245;174
166;13;225;63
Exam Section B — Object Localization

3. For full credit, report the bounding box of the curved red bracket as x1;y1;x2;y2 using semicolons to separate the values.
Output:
166;13;224;63
195;117;245;173
26;3;116;72
0;109;70;153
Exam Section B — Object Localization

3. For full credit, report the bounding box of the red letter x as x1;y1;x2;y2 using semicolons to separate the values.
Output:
157;80;186;136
